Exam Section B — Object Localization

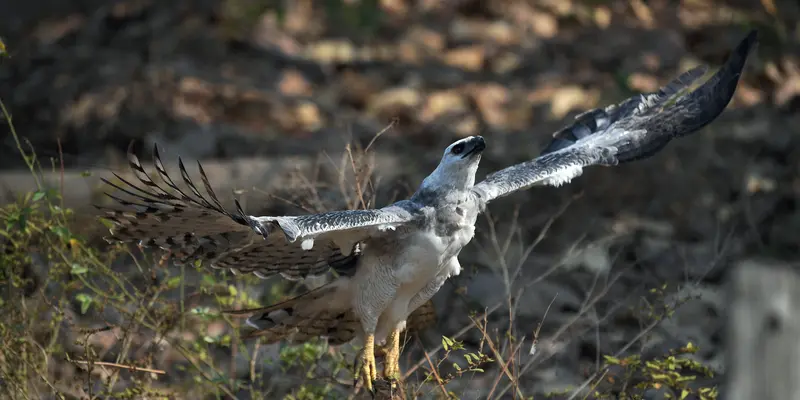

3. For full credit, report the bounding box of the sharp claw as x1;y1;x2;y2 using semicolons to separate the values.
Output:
356;334;377;393
383;328;402;380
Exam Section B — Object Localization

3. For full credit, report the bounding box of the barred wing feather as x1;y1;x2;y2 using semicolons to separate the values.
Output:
99;145;422;280
472;30;757;204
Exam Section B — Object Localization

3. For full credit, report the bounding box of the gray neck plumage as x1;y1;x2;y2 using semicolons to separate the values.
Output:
412;164;477;206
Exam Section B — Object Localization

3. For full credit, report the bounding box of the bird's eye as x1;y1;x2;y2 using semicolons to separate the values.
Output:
451;144;465;155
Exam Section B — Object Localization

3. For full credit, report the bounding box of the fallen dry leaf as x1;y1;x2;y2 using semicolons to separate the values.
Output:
420;90;469;122
629;0;655;29
491;51;522;74
642;53;662;71
507;3;559;38
278;69;313;96
528;9;558;38
282;0;316;36
444;45;486;72
765;59;800;106
746;173;777;194
380;0;409;17
761;0;777;15
367;87;423;119
251;13;303;55
453;116;479;137
549;85;599;119
337;70;386;107
32;14;85;45
305;40;357;65
628;72;660;92
295;102;323;131
404;26;445;53
450;19;519;46
594;6;612;29
733;81;764;107
468;83;509;128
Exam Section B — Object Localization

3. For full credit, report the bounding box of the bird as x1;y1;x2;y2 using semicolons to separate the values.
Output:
98;30;756;392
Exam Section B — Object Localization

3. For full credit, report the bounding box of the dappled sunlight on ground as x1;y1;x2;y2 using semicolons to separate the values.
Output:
1;0;798;398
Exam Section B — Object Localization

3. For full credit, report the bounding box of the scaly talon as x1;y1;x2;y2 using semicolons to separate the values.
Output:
383;328;401;380
357;334;378;392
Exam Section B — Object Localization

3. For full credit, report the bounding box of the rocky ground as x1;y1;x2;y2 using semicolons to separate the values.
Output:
1;0;799;399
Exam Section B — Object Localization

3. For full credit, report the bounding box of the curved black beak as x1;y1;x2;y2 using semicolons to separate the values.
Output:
462;136;486;159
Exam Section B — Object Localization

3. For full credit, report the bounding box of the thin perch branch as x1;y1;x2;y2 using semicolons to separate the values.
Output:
70;360;166;375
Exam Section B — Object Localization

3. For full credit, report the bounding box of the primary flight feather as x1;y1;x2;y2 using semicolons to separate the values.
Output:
99;30;757;391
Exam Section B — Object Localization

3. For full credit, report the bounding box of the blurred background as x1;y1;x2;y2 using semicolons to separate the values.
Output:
0;0;798;399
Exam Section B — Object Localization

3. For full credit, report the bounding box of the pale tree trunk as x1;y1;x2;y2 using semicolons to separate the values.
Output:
725;261;800;400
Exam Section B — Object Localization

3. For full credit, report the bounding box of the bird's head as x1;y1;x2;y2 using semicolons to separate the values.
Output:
443;135;486;163
420;136;486;192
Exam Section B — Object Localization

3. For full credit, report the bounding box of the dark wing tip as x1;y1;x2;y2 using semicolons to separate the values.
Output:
234;198;249;224
538;30;757;161
738;29;759;56
234;199;265;239
674;29;757;135
721;29;758;85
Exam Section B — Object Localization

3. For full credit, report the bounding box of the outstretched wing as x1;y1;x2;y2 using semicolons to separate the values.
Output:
99;145;423;280
472;30;757;205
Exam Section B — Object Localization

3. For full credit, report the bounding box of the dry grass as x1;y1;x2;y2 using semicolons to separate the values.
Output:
0;100;723;400
3;0;797;398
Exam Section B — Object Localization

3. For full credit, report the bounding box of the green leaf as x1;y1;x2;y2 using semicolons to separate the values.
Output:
202;274;216;286
32;191;45;201
70;263;88;275
603;355;621;365
650;373;670;381
442;336;454;351
166;276;182;289
49;225;71;240
13;207;31;231
75;293;92;314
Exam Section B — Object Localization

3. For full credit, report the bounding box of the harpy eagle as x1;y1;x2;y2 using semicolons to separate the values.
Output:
99;30;756;392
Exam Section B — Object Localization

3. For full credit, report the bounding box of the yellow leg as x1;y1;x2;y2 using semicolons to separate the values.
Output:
383;328;401;380
358;334;377;392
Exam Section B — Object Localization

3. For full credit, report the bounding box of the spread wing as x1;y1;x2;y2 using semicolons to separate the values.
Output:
472;29;757;205
99;145;423;280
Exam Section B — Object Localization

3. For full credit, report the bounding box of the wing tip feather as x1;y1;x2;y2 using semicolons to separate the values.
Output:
474;30;758;204
674;28;757;135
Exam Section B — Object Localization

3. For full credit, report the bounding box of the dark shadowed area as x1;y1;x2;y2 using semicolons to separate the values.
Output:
1;0;799;399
